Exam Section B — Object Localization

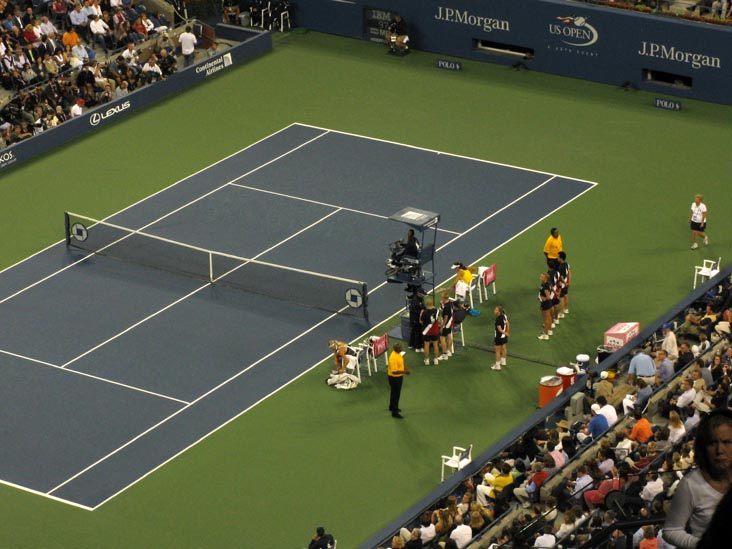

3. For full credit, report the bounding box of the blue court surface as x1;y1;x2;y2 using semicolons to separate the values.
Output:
0;123;596;509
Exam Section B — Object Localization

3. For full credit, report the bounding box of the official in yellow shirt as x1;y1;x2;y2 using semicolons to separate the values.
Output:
543;227;563;269
387;343;410;418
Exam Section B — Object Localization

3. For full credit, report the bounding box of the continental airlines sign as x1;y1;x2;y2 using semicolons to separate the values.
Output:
434;6;510;33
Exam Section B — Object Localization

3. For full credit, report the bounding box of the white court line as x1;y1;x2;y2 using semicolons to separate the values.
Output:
80;166;598;509
61;207;344;369
0;124;329;304
47;207;349;496
0;477;93;511
2;123;598;508
48;302;345;498
228;183;463;236
437;176;557;251
294;122;599;185
0;123;310;280
0;349;189;405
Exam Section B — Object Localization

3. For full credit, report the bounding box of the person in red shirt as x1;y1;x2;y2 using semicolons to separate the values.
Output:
513;462;548;506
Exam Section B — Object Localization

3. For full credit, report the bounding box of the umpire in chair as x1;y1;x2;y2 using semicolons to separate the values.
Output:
386;14;410;55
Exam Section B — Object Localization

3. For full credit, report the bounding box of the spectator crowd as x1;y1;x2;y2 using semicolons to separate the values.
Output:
0;0;180;148
374;278;732;549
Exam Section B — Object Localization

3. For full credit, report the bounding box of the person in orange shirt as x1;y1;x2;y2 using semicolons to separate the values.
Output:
387;343;410;418
543;227;563;269
62;26;79;48
627;409;654;444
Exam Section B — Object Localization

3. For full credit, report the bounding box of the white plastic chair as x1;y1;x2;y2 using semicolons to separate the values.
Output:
455;277;479;308
440;444;472;482
693;257;721;289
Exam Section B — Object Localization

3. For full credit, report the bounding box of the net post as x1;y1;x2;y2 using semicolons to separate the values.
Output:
362;282;369;322
64;211;70;246
209;252;214;283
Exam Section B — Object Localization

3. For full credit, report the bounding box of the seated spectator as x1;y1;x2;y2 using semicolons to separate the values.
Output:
669;378;697;417
678;304;718;340
157;47;176;77
640;471;665;504
597;447;615;476
593;370;614;401
668;410;687;444
513;462;547;507
658;323;679;361
596;395;619;425
623;378;653;416
449;514;472;549
533;524;556;548
676;342;696;372
223;0;240;25
141;54;162;83
577;405;609;444
554;509;577;540
627;409;654;444
468;509;485;536
477;462;514;506
615;431;634;460
418;511;436;545
584;463;630;510
656;349;675;384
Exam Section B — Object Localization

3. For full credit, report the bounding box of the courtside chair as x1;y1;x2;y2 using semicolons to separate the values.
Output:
454;276;479;308
693;257;721;289
365;333;389;376
440;444;472;482
477;264;497;303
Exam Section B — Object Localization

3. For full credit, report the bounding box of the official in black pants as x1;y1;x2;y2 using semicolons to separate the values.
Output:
388;343;410;418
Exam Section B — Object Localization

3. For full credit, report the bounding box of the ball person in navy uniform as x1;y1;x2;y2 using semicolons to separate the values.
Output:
492;306;509;371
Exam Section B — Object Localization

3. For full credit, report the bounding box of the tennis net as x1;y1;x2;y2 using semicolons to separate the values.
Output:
64;212;369;320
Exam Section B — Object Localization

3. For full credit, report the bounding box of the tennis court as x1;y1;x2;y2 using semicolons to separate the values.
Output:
0;123;595;510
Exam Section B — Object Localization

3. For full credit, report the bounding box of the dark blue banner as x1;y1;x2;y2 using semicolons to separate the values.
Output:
295;0;732;104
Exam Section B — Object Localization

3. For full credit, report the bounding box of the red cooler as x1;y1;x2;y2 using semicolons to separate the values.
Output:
556;367;576;390
539;376;563;407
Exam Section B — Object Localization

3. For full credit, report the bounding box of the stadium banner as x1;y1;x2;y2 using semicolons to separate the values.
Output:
0;29;272;173
295;0;732;105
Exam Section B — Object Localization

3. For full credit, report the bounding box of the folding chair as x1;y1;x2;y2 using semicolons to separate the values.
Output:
478;264;497;303
365;333;389;376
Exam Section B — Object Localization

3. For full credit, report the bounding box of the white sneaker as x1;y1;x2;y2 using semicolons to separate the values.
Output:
500;358;506;366
424;359;429;365
538;333;549;340
558;313;565;319
433;359;439;366
551;322;556;329
548;330;553;336
439;354;449;361
691;243;699;250
704;235;709;246
491;364;502;371
446;351;453;357
416;348;424;353
563;309;569;314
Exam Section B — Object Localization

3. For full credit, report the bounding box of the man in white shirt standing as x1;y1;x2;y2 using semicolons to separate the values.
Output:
178;25;197;67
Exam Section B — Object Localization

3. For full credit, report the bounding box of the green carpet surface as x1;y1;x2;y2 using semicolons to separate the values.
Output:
0;30;731;548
